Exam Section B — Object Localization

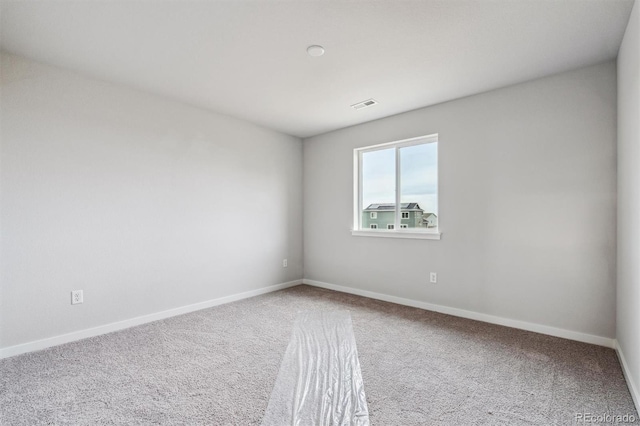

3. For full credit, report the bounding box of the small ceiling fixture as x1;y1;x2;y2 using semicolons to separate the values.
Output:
307;45;325;57
351;99;378;110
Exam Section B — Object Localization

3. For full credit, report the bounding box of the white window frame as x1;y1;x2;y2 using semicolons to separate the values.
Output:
400;224;408;229
401;212;409;219
387;224;395;230
370;212;377;219
370;224;378;229
352;134;441;240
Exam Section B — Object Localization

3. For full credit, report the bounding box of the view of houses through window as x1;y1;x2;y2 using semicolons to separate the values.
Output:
356;135;438;232
362;202;438;230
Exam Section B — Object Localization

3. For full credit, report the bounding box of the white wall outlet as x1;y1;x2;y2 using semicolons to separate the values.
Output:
71;290;83;305
430;272;437;284
282;259;288;268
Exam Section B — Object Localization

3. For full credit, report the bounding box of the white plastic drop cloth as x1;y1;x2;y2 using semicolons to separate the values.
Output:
262;311;370;426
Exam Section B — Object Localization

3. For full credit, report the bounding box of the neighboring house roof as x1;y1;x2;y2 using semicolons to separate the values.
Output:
364;203;422;211
422;213;438;224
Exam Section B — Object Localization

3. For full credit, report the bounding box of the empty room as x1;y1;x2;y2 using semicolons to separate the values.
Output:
1;0;639;424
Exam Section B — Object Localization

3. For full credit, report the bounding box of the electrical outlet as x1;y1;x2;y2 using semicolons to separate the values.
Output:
71;290;83;305
282;259;288;268
430;272;437;284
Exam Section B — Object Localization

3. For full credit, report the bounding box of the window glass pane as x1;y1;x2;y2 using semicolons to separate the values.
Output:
361;148;395;230
399;142;438;229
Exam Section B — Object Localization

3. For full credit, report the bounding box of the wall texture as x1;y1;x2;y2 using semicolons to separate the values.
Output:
304;62;617;340
0;53;303;349
617;0;640;406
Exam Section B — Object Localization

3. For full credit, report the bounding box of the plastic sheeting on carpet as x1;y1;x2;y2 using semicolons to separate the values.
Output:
261;310;370;426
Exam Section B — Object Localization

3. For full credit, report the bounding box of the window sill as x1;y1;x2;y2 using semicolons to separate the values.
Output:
351;229;442;240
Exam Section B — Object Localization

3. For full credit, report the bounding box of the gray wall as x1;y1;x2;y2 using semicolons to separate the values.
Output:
0;53;303;349
304;61;617;339
617;0;640;405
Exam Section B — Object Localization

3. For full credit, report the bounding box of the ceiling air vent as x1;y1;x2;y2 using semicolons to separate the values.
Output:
351;99;378;110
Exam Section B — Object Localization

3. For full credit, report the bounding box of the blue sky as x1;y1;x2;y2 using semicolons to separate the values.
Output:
362;142;438;214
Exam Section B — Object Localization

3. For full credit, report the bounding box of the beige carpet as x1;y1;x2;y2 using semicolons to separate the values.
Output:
0;285;636;425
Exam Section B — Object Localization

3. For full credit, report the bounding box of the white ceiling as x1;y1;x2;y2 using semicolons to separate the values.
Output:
0;0;634;138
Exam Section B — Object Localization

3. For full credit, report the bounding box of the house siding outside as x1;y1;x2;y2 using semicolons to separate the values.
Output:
423;213;438;228
362;203;431;229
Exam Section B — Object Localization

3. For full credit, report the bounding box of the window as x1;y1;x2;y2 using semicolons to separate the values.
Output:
353;134;440;239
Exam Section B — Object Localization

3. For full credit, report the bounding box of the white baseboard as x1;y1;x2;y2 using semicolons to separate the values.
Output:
0;279;302;360
302;279;616;349
615;340;640;411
